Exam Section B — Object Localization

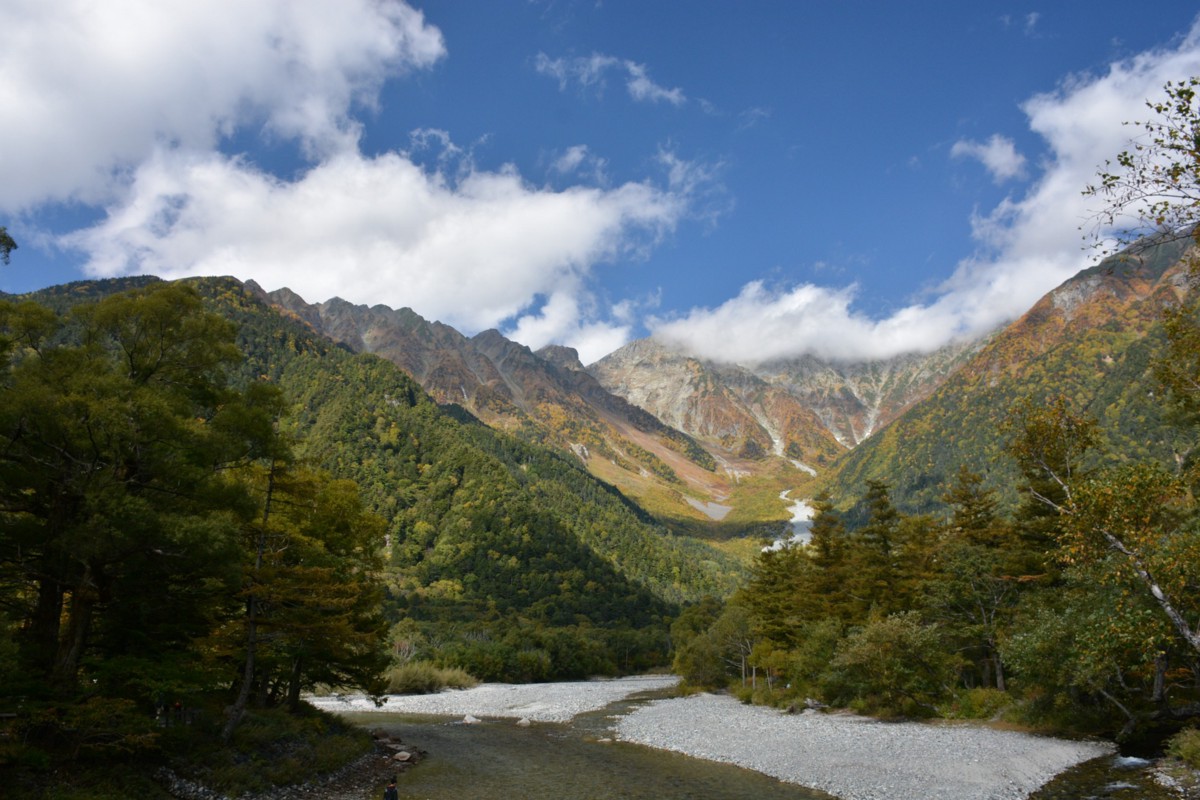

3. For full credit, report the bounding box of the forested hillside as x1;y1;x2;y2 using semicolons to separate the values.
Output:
819;234;1195;517
9;277;746;680
0;281;393;783
674;245;1200;738
258;287;732;530
673;80;1200;745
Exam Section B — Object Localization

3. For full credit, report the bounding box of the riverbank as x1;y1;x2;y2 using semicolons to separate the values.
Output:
313;677;1113;800
309;674;679;722
616;692;1112;800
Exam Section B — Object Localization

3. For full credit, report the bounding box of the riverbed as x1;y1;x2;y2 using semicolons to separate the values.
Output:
312;677;1138;800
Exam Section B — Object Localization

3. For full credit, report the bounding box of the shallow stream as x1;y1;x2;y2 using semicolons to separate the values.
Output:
340;687;1178;800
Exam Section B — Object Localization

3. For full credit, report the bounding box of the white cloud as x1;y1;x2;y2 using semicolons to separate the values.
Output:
507;290;633;365
653;19;1200;364
549;144;609;183
736;107;773;131
535;52;686;106
6;0;711;360
624;62;686;106
62;145;692;337
0;0;445;212
553;145;592;175
950;135;1027;183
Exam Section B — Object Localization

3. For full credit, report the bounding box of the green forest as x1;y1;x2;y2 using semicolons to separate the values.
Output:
674;79;1200;749
0;276;749;796
5;76;1200;799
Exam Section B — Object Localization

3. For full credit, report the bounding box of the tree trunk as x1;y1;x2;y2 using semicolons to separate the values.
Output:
287;655;303;712
1100;527;1200;658
1153;653;1167;704
26;576;64;677
52;568;97;688
222;593;257;741
223;461;278;741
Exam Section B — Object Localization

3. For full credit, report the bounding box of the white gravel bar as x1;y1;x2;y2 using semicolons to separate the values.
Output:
615;693;1114;800
308;674;678;723
312;679;1113;799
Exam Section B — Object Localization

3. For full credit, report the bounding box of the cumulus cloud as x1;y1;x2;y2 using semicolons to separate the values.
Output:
653;20;1200;363
535;52;686;106
951;134;1027;183
0;0;445;211
4;0;710;357
62;145;692;337
508;290;634;365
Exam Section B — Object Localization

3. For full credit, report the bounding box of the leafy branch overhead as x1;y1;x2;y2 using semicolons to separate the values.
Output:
0;226;15;265
1085;77;1200;255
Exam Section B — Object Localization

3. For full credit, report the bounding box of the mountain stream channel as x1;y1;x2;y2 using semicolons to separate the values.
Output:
323;678;1181;800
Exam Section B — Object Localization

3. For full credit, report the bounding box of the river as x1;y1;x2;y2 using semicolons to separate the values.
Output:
326;681;1181;800
340;691;832;799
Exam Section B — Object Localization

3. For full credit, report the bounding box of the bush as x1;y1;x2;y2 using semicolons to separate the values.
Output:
1168;727;1200;769
824;612;959;717
384;662;478;694
939;687;1012;720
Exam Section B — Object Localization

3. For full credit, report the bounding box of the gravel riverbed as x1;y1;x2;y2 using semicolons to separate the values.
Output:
309;675;679;723
311;678;1113;800
615;693;1113;800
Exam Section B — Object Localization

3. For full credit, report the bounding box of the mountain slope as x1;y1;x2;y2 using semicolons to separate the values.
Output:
590;338;846;470
257;287;744;528
819;236;1195;514
590;334;986;469
16;276;748;679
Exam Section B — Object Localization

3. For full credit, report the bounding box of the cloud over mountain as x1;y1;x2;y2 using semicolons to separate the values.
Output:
652;21;1200;364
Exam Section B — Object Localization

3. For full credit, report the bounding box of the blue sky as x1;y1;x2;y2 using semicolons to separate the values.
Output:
3;2;1200;364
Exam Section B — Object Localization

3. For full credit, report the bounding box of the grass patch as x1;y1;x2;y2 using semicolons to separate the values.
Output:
1168;727;1200;769
158;700;373;797
383;662;479;694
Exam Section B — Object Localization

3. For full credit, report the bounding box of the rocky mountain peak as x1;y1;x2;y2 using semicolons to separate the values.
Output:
536;344;585;372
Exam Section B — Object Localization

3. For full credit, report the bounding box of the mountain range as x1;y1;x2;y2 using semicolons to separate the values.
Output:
236;232;1192;532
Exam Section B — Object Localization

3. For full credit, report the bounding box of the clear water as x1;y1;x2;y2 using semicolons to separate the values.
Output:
343;689;831;800
1029;753;1177;800
342;690;1174;800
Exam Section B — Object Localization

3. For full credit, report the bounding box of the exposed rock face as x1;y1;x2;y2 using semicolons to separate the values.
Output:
589;336;987;462
257;287;723;518
752;341;988;446
587;339;846;469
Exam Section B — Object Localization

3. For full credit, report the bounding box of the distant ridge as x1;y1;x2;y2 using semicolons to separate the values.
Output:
816;234;1195;513
252;284;740;529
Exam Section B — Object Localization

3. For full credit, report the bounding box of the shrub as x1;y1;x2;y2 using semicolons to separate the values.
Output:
384;662;478;694
824;612;959;717
940;687;1012;720
1168;727;1200;769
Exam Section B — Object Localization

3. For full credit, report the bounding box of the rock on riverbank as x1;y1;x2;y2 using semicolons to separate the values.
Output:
615;693;1113;800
